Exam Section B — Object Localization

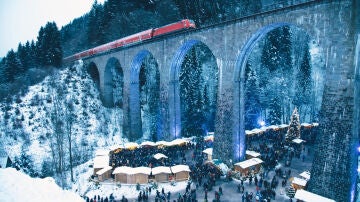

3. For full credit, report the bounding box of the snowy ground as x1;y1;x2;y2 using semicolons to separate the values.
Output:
0;168;83;202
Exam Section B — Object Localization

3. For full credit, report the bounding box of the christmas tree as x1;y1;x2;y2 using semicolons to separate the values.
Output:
285;107;301;143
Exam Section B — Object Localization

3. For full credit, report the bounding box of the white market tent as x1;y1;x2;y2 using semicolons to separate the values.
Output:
202;148;213;155
153;153;168;160
299;171;311;181
294;189;335;202
93;155;109;174
292;138;305;144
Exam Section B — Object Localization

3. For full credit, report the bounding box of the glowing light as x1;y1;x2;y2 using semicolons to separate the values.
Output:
259;121;265;127
358;146;360;153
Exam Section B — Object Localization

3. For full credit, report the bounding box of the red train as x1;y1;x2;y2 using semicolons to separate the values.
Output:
64;19;196;63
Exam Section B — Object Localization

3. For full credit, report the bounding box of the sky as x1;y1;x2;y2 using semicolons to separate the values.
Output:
0;0;105;58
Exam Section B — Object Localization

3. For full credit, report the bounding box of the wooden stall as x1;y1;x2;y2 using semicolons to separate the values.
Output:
234;158;263;176
291;177;307;190
93;155;110;175
171;165;191;181
294;189;335;202
152;166;172;182
202;148;213;161
96;166;112;182
133;167;151;184
113;166;133;184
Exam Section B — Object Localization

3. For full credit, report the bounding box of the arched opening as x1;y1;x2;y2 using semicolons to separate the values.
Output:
130;50;160;141
169;40;218;139
233;23;325;161
87;62;100;89
103;57;123;108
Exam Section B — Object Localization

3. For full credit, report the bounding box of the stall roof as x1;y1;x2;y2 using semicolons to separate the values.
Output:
140;141;157;147
202;148;213;155
299;171;311;180
292;177;307;187
170;139;188;145
95;149;109;156
246;150;261;157
96;166;112;175
112;166;133;175
93;155;109;169
154;153;168;160
125;142;139;149
294;189;335;202
171;165;191;173
152;166;172;175
133;167;151;175
234;158;263;169
279;124;289;128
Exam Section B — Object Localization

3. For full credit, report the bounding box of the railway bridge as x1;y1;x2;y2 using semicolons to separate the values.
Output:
77;0;359;201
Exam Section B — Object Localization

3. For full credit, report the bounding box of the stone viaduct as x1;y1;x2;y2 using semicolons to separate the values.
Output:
80;0;359;201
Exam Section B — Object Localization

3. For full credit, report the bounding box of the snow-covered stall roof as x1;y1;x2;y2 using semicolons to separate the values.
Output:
171;165;191;173
125;142;139;150
292;177;307;187
156;141;172;147
170;139;189;146
294;189;335;202
96;166;112;175
152;166;172;175
112;166;133;175
204;134;214;141
154;153;168;160
95;149;109;156
299;171;311;180
301;123;312;127
133;167;151;175
93;155;109;169
246;150;261;157
292;138;305;144
279;124;289;128
234;158;263;169
140;141;157;147
202;148;213;155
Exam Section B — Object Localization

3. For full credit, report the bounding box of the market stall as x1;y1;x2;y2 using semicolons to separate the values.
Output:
234;158;263;176
294;189;335;202
96;166;112;182
291;177;307;190
113;166;133;183
171;165;191;181
152;166;172;182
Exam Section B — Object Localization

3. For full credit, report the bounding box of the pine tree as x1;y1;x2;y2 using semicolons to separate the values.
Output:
268;96;282;125
37;22;63;67
286;107;301;143
245;63;261;129
4;50;22;82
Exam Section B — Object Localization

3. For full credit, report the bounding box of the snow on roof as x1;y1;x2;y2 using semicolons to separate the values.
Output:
246;150;261;157
125;142;139;149
171;165;191;173
294;189;335;202
204;134;214;141
312;122;319;126
292;138;305;144
245;130;253;135
267;125;279;130
93;155;109;169
202;148;213;155
170;139;188;145
112;166;133;175
299;171;311;180
301;123;312;127
234;158;263;169
154;153;168;160
151;166;172;175
156;141;170;146
0;168;83;202
96;166;112;175
292;177;307;187
132;167;152;175
279;124;289;128
95;149;109;156
140;141;157;147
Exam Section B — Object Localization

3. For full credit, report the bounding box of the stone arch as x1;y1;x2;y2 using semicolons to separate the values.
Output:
103;57;123;108
169;39;218;139
129;50;160;141
86;62;100;88
233;22;325;161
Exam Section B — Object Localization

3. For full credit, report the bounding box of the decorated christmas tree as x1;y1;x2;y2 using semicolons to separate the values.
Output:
285;107;301;143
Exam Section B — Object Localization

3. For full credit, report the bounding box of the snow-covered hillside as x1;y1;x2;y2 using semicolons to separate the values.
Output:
0;168;84;201
0;61;125;180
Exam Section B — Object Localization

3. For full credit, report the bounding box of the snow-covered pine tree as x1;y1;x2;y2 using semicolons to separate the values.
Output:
285;107;301;143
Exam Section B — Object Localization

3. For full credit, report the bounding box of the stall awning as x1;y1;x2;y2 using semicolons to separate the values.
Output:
294;189;335;202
